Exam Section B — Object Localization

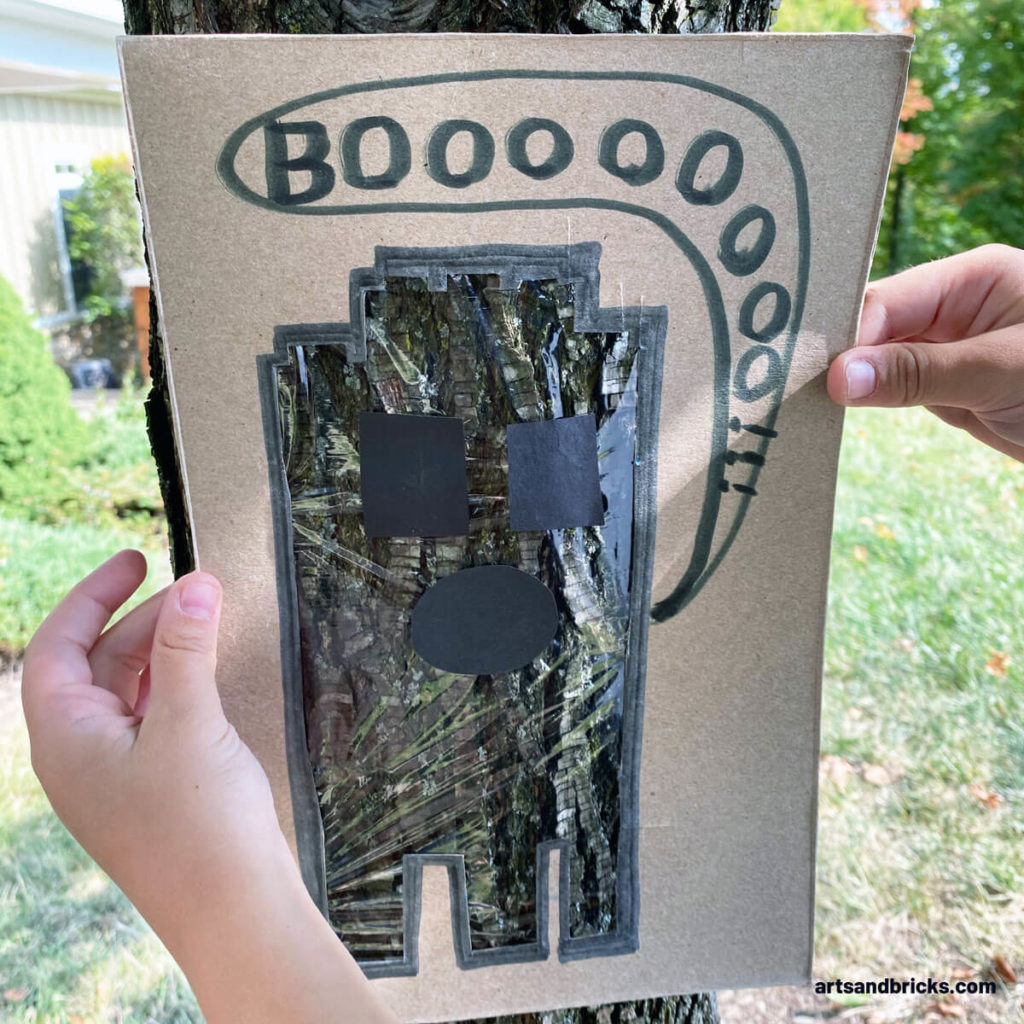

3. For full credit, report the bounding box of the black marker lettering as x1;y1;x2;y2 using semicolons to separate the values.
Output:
426;119;495;189
733;344;783;402
506;118;574;180
718;204;776;276
340;116;411;190
739;281;792;343
264;121;335;206
676;130;743;206
598;119;664;186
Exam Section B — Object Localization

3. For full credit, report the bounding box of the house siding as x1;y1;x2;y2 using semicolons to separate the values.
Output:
0;92;130;318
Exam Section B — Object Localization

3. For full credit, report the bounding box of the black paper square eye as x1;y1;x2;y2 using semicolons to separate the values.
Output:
507;415;604;532
359;412;469;538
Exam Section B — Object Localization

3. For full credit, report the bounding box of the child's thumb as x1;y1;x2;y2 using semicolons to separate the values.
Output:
147;571;225;721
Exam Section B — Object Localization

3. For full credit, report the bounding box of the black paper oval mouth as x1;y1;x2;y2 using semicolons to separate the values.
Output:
411;566;558;675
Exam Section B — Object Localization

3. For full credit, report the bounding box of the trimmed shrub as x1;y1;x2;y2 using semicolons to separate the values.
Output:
0;275;87;512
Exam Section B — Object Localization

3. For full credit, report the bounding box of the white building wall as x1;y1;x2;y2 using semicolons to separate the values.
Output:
0;91;129;317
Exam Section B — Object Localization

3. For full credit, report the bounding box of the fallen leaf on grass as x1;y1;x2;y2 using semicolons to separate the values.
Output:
821;754;855;791
969;784;1004;810
862;763;892;786
895;636;916;653
993;954;1016;984
853;545;869;563
985;651;1011;678
858;516;875;528
2;989;29;1002
949;967;974;980
848;706;863;720
875;522;896;540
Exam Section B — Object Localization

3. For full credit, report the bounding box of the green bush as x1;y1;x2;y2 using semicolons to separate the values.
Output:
0;276;87;511
0;275;162;531
51;392;164;531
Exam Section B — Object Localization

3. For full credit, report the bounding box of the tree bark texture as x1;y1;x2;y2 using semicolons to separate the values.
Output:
274;266;654;966
125;0;776;1019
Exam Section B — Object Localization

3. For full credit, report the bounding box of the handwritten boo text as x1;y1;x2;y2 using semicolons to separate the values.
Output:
264;116;745;206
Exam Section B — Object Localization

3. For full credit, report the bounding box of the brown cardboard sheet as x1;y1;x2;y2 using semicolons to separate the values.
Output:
120;33;910;1020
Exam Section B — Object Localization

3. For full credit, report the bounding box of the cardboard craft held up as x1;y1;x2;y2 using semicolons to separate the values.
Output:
120;33;910;1021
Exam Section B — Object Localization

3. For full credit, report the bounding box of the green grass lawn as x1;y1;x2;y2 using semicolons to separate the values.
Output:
817;407;1024;997
1;403;1022;1021
0;699;197;1022
0;517;170;662
1;388;169;661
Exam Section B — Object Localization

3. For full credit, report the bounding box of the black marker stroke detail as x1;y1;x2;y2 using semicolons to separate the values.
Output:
506;117;575;180
718;203;776;278
426;118;495;189
263;121;335;205
733;345;784;404
675;130;743;206
340;115;411;190
598;118;665;187
739;281;792;344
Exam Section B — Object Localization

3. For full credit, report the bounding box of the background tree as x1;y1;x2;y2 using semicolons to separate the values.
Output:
62;155;142;321
122;1;777;1021
61;154;144;379
778;0;1023;277
772;0;865;31
873;0;1024;273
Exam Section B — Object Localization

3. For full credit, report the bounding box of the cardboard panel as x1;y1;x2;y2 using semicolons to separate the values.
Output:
120;32;910;1021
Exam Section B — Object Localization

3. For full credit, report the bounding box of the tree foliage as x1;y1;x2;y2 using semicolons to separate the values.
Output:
775;0;1023;277
773;0;867;33
875;0;1024;273
62;154;144;320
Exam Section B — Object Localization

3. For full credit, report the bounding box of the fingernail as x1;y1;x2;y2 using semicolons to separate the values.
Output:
180;578;220;620
845;359;876;400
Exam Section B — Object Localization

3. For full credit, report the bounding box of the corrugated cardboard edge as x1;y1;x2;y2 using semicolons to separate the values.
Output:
800;31;913;986
117;41;201;566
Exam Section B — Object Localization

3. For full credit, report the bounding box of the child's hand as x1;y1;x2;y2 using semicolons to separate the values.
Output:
828;244;1024;461
22;550;396;1023
22;549;288;942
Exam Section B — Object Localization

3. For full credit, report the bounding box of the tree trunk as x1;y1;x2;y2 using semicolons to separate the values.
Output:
124;1;776;1020
887;163;906;277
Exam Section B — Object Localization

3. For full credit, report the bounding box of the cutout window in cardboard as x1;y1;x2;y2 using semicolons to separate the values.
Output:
260;243;666;976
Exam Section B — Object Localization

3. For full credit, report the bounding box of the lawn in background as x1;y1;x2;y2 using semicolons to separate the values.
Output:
1;390;169;662
1;390;182;1020
816;406;1024;1007
1;402;1023;1021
